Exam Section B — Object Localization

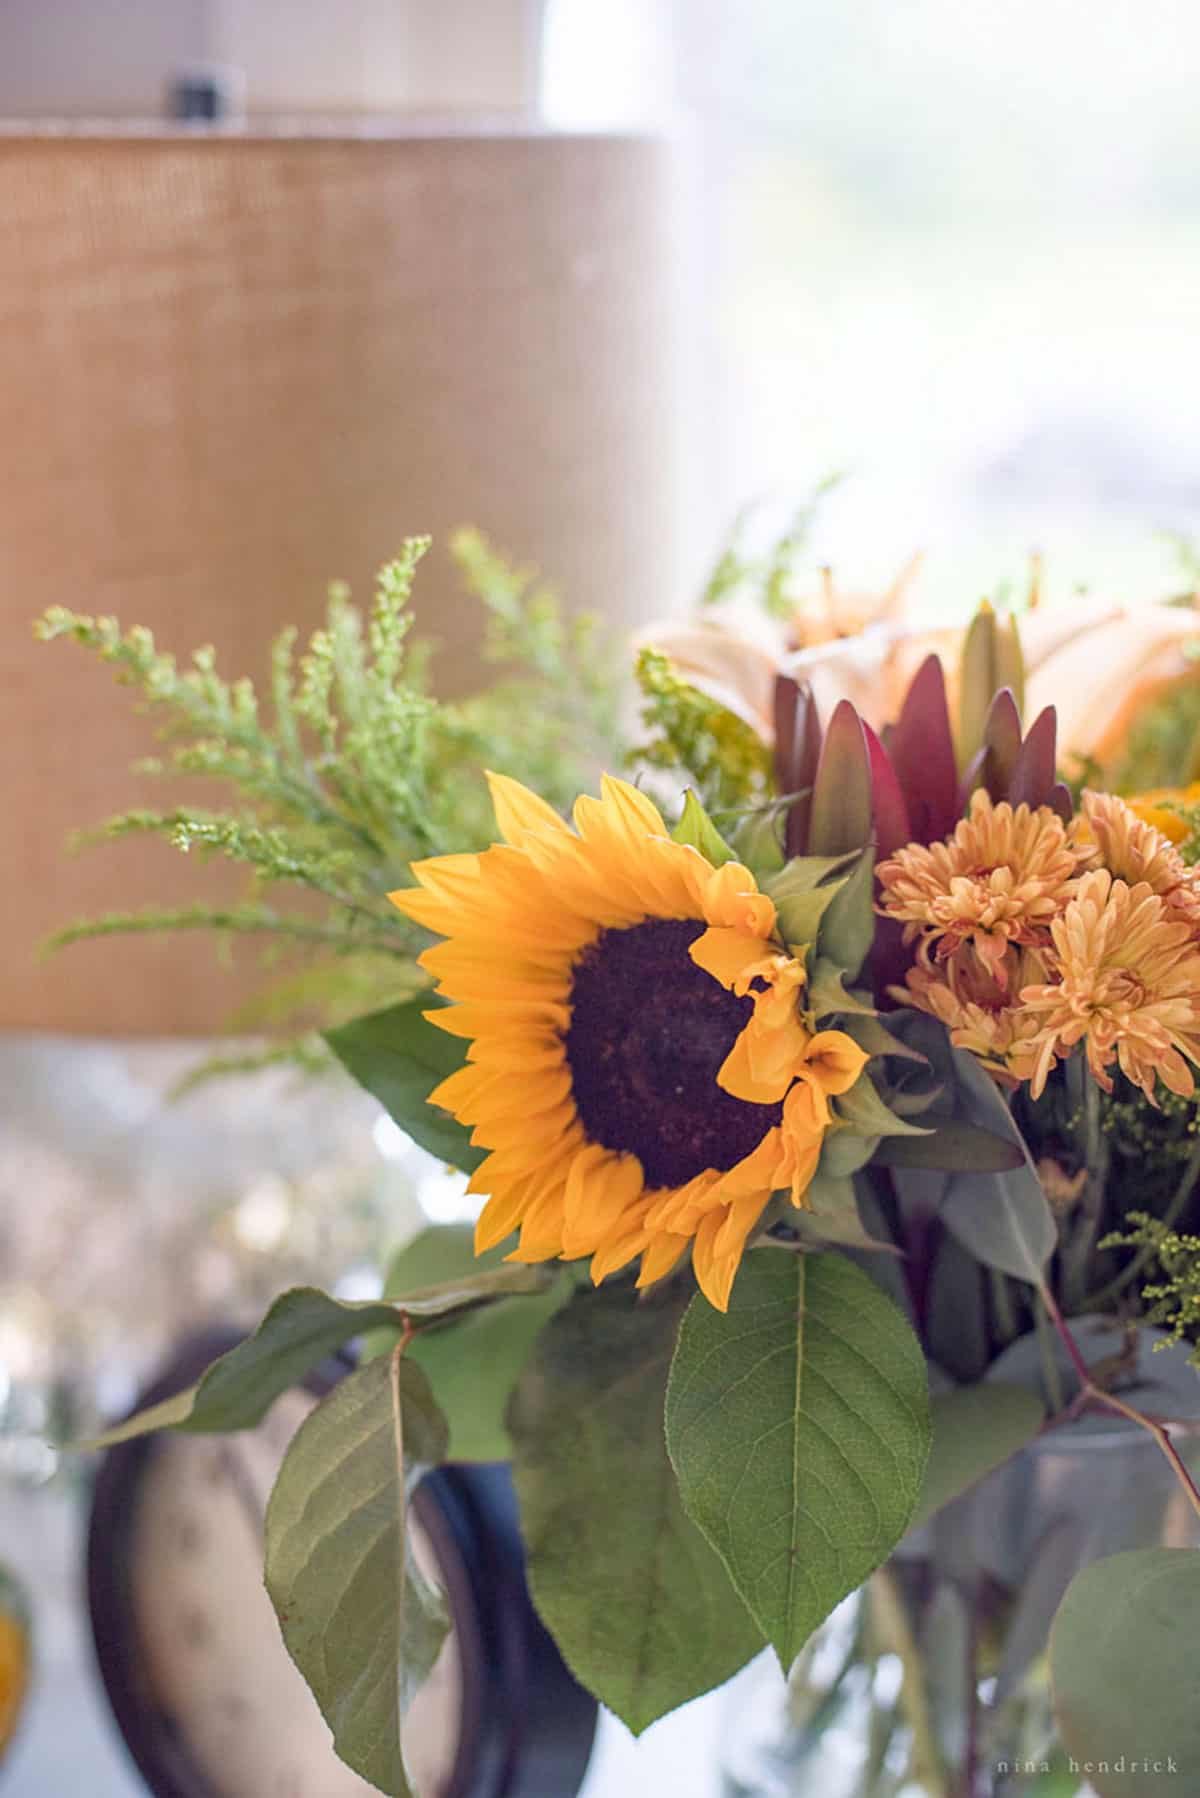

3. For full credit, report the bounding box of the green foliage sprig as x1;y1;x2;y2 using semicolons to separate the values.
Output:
631;646;772;814
35;533;622;1070
1100;1211;1200;1366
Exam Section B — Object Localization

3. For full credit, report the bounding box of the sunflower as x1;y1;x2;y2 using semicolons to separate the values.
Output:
391;773;869;1310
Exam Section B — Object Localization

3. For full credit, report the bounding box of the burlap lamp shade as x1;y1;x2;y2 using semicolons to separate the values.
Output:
1;127;675;1036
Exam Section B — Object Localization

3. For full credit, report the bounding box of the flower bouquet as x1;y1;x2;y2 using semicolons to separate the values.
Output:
54;544;1200;1798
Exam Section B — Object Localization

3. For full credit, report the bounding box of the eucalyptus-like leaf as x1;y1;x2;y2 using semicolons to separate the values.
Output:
508;1284;764;1734
909;1384;1044;1532
82;1275;549;1449
325;996;484;1173
885;1012;1056;1281
265;1353;450;1797
666;1249;930;1669
940;1164;1056;1284
874;1118;1024;1173
672;789;735;867
1051;1549;1200;1797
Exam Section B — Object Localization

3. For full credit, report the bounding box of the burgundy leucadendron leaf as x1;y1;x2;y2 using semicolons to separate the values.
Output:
883;654;959;845
808;699;873;856
862;720;911;859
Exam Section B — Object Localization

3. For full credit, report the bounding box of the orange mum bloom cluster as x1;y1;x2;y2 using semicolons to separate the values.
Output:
392;774;869;1310
879;789;1200;1102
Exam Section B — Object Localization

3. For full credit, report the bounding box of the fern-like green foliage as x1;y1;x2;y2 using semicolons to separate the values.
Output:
1100;1212;1200;1367
630;646;772;815
35;533;621;1076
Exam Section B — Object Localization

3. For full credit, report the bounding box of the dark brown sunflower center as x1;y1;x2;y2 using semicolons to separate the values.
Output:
563;917;783;1189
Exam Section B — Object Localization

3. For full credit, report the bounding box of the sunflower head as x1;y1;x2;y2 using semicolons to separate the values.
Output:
391;774;869;1310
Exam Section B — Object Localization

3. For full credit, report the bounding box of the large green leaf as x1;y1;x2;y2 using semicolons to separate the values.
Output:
325;996;484;1173
265;1353;449;1797
1050;1549;1200;1796
83;1274;548;1449
508;1283;764;1734
909;1384;1044;1531
377;1227;570;1461
665;1249;930;1669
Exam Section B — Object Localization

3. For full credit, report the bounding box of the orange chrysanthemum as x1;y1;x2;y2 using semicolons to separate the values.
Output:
1021;870;1200;1102
876;790;1091;987
391;773;869;1310
1084;790;1200;928
892;940;1049;1085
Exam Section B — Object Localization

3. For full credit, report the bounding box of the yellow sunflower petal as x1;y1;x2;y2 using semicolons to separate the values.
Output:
689;925;771;991
690;1207;746;1312
486;771;571;843
802;1031;871;1096
599;773;669;838
561;1145;645;1258
635;1231;690;1287
474;1183;535;1252
588;1217;651;1285
701;861;776;937
716;1024;795;1106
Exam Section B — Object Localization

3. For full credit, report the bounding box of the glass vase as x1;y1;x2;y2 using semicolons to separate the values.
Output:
720;1412;1200;1798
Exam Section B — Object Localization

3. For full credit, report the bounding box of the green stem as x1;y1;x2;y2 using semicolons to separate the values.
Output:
989;1265;1019;1347
1034;1293;1066;1416
869;1567;950;1797
1061;1068;1109;1312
